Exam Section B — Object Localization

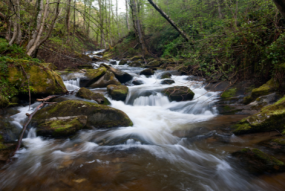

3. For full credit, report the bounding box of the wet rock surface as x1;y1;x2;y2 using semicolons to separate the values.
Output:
76;87;110;105
107;85;129;101
139;68;154;76
232;96;285;135
231;148;285;175
32;100;133;137
162;86;195;102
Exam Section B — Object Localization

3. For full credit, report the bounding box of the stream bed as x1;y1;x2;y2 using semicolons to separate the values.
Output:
0;59;284;191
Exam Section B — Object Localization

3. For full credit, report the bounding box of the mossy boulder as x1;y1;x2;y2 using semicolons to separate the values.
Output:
129;61;143;67
145;60;162;68
32;100;133;137
36;116;88;137
161;79;175;85
85;67;107;82
221;88;237;100
100;64;133;83
132;79;144;85
89;71;121;88
243;79;279;104
160;72;172;79
162;86;195;102
130;55;142;61
232;96;285;135
76;87;110;105
107;85;129;101
8;63;67;96
140;69;154;76
231;148;285;174
0;95;9;109
119;59;128;65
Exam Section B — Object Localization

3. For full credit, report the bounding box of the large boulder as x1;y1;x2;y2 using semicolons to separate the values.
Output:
84;67;107;84
76;87;110;105
107;85;129;101
243;79;279;104
160;72;172;79
32;100;133;137
232;96;285;135
231;148;285;174
132;79;144;85
145;60;162;68
119;59;128;65
140;69;154;76
8;64;67;95
100;64;133;83
161;79;175;85
162;86;195;102
89;71;121;88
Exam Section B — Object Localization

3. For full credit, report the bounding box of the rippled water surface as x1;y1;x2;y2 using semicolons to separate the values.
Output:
0;60;283;190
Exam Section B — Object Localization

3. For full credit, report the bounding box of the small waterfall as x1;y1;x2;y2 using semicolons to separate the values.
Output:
64;78;80;91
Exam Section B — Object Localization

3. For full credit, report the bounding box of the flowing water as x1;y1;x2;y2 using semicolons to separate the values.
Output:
0;61;282;190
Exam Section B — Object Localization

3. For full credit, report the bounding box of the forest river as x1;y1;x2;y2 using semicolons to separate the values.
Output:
0;51;284;190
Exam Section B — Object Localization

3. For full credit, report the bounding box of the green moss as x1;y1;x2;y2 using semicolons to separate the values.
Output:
252;148;284;166
85;67;107;79
233;96;285;134
76;87;110;105
221;88;237;99
7;62;67;95
0;95;9;108
33;100;133;129
107;85;129;101
244;79;279;104
272;138;285;145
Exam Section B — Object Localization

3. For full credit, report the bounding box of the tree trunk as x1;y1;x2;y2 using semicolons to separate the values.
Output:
27;0;61;57
26;0;43;50
273;0;285;17
130;0;148;55
216;0;223;19
66;0;71;35
126;0;130;30
9;0;21;45
146;0;190;42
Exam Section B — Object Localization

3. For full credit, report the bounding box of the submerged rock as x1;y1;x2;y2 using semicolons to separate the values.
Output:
140;69;154;76
243;79;279;104
109;60;117;65
100;64;133;83
76;87;110;105
107;85;129;101
161;79;175;85
232;96;285;135
231;148;285;174
132;79;144;85
162;86;195;102
32;100;133;137
89;71;121;88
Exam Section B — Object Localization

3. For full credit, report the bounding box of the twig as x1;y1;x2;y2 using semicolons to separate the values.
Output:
7;95;61;163
20;65;31;110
